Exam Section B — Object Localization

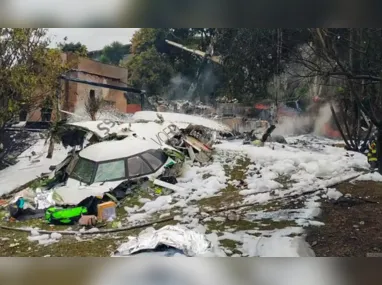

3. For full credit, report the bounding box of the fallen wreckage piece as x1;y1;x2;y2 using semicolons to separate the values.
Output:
113;225;215;257
63;114;226;164
4;113;231;224
4;137;186;223
243;124;277;146
52;137;183;205
242;124;288;146
132;111;232;133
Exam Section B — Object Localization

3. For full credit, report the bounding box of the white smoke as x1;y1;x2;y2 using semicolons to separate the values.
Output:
313;103;332;135
166;74;192;101
166;64;219;104
272;115;312;136
273;103;333;137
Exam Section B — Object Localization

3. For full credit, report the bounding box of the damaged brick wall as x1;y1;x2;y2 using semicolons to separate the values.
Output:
27;53;129;122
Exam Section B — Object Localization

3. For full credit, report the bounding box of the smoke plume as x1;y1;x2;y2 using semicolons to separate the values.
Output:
273;103;333;137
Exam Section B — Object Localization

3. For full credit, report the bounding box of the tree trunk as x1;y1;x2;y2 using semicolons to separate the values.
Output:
330;103;353;150
378;129;382;174
349;28;353;72
46;137;55;159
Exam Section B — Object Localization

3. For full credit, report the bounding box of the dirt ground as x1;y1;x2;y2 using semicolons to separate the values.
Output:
306;180;382;257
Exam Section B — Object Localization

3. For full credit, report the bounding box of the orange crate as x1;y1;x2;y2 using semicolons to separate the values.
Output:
97;201;117;222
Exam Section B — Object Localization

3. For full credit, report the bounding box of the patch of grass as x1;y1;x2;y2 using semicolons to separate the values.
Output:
204;219;224;233
226;219;260;231
0;229;129;257
199;156;251;210
1;218;70;231
0;209;7;219
152;219;178;229
198;185;242;209
204;214;297;234
257;219;298;230
220;239;242;250
204;219;260;233
0;215;179;257
247;201;283;212
274;174;297;189
224;157;251;181
117;189;155;217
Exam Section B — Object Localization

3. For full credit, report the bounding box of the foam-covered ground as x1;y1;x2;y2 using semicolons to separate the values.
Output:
0;139;69;196
1;134;377;257
90;134;371;257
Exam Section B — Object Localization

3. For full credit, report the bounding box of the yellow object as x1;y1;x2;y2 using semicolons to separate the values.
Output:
252;140;264;147
155;187;163;195
97;201;117;222
368;141;378;162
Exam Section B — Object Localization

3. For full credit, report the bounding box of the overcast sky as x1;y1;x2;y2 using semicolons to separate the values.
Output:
47;28;140;51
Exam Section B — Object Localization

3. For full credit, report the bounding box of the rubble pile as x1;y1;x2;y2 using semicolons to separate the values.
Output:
216;96;239;104
0;112;233;229
147;96;216;117
0;110;287;248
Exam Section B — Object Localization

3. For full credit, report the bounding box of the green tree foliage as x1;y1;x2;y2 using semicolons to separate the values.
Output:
130;28;165;54
215;28;310;102
101;41;130;65
58;41;88;56
0;29;74;129
127;28;217;98
125;46;174;94
99;54;110;64
127;28;311;102
0;29;76;159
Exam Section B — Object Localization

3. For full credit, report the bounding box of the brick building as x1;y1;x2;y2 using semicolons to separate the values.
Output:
27;52;135;122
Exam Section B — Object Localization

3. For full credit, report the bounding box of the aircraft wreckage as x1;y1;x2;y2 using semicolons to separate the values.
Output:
1;111;281;229
3;112;233;211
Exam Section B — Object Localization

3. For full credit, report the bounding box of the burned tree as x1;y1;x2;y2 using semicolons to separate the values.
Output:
85;90;105;121
295;28;382;172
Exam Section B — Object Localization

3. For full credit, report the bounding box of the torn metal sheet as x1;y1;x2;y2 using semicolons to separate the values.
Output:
187;146;196;162
194;151;212;164
67;120;126;140
34;190;56;210
113;225;213;257
184;136;212;152
132;111;232;133
51;183;117;206
184;125;217;146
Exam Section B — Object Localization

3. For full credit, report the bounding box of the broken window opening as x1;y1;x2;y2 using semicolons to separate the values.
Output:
94;159;126;183
127;156;153;178
70;158;96;184
141;151;166;171
68;149;169;185
89;89;96;101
